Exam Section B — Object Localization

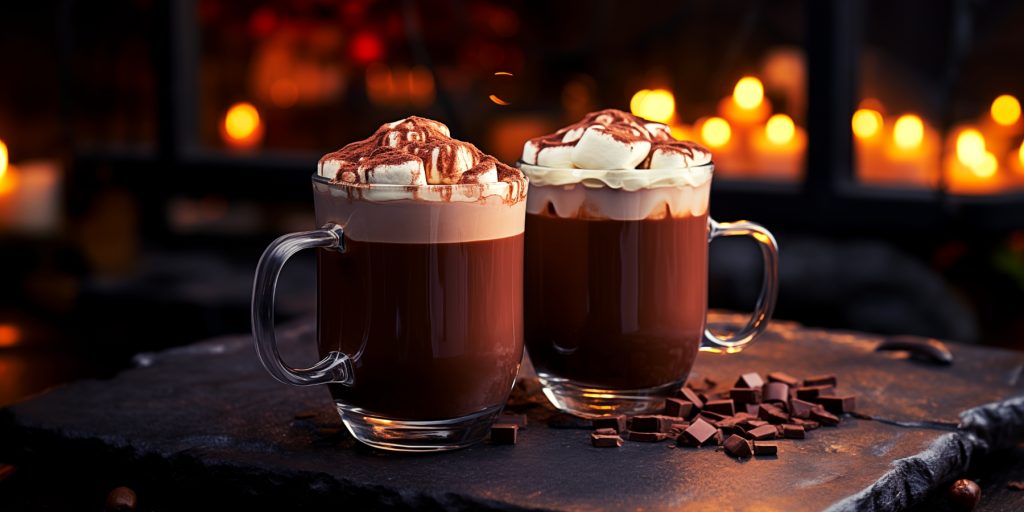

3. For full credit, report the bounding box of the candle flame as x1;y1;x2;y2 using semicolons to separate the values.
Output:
851;109;882;139
224;103;261;141
765;114;795;145
991;95;1021;126
1019;141;1024;169
732;76;764;110
955;129;986;167
0;140;7;180
893;114;923;150
629;88;675;123
701;117;731;148
971;151;998;179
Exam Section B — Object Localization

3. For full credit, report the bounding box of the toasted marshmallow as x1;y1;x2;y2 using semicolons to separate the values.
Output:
359;155;427;185
644;123;674;141
570;125;651;170
648;142;712;169
460;159;499;184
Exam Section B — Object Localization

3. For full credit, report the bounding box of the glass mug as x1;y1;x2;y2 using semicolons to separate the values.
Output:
252;175;527;451
520;162;778;417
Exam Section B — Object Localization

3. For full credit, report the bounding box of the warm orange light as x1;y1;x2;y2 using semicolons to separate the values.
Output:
991;95;1021;126
852;109;882;139
630;88;675;123
488;94;510;106
893;114;924;150
701;117;732;148
733;76;764;110
971;151;998;179
765;114;795;145
0;139;7;180
494;71;514;77
955;129;986;168
224;103;260;141
269;79;299;108
1019;140;1024;168
0;324;20;348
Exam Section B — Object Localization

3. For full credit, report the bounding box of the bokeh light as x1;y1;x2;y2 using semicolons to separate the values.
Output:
765;114;795;145
630;88;675;123
0;139;8;180
732;77;764;110
224;103;261;142
0;324;20;348
955;129;986;168
893;114;924;150
851;109;882;139
972;151;998;179
701;117;732;148
991;95;1021;127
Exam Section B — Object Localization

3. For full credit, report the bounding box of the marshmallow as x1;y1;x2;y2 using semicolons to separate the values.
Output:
648;143;712;169
536;144;576;168
359;157;427;185
570;125;651;170
644;123;674;142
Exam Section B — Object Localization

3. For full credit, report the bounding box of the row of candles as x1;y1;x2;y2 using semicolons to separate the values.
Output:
630;77;1024;194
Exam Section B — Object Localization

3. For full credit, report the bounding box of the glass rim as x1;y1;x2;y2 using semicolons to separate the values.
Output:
516;160;714;178
311;173;528;189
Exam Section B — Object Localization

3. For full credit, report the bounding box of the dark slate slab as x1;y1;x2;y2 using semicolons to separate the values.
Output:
2;314;1023;511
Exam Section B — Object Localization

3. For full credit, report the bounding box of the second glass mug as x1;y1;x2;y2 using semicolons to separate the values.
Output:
520;162;779;417
252;176;527;451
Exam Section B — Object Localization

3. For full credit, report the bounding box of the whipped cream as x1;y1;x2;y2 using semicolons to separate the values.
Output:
318;116;526;203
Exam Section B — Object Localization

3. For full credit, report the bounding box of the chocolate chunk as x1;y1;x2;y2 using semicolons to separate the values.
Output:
729;387;762;404
767;371;802;387
758;403;790;424
591;415;627;433
948;479;981;511
678;417;717;447
490;423;518;445
810;405;840;426
704;399;736;416
781;424;806;439
740;419;769;429
630;415;676;433
791;417;821;430
789;398;818;419
745;403;761;416
746;424;778;440
699;411;730;423
664;398;697;419
628;431;669;442
498;413;528;428
753;442;778;456
796;385;835;400
735;372;765;389
723;434;753;458
593;428;618;436
804;374;838;387
876;335;953;365
713;429;726;446
763;382;790;403
591;432;623;448
816;395;856;414
677;386;705;409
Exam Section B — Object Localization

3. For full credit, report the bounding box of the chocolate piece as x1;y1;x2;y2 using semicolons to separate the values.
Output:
490;423;518;445
804;374;838;387
876;335;953;365
713;428;726;446
746;425;778;440
592;414;627;433
763;382;790;403
948;479;981;511
758;403;790;424
677;418;717;447
796;385;835;400
630;415;676;433
789;398;818;419
498;413;528;428
817;395;856;414
745;403;760;416
628;431;669;442
767;371;802;387
723;434;753;458
704;399;736;416
593;428;618;436
753;442;778;456
664;398;697;419
791;417;821;430
734;372;765;389
810;405;840;426
740;419;769;429
677;386;705;409
106;487;137;512
781;424;806;439
699;411;730;423
591;433;623;448
729;387;762;404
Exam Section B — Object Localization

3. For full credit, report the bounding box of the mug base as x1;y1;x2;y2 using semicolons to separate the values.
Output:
336;403;501;452
537;375;686;418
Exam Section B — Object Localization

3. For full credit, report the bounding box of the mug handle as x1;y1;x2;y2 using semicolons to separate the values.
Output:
251;223;354;386
701;218;779;353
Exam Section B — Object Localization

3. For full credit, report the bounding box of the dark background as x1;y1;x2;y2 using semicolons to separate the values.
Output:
2;0;1024;406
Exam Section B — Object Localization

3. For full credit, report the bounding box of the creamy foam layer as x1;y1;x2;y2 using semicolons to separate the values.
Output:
313;178;526;243
520;162;712;191
526;180;710;221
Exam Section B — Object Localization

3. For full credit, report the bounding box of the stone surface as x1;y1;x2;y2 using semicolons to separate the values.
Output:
1;314;1023;510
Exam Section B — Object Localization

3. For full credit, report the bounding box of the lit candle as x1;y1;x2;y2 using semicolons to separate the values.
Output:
220;102;264;149
630;88;675;124
719;77;771;125
0;140;61;233
944;126;1004;194
698;116;740;175
879;114;940;188
750;113;806;180
852;105;889;185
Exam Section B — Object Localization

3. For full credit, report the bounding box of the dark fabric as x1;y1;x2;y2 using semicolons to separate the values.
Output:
827;395;1024;511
